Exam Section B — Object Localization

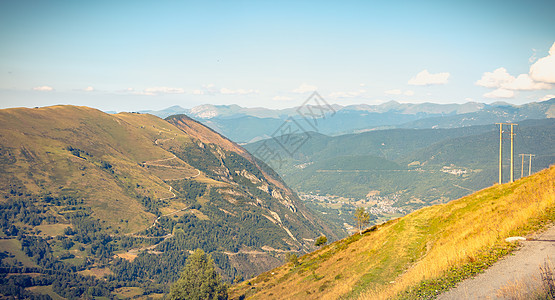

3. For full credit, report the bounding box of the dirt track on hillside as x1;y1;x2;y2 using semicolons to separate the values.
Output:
438;225;555;299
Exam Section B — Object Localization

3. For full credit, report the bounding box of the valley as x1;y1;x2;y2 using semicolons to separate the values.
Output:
245;118;555;237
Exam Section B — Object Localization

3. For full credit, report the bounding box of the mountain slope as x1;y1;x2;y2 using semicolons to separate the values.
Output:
230;165;555;299
0;105;334;298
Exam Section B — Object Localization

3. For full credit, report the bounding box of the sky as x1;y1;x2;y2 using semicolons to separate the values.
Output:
1;0;555;112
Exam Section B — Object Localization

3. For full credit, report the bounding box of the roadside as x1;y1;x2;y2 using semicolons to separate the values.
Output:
438;224;555;299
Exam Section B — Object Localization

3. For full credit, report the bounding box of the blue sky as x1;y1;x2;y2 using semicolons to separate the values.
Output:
1;0;554;111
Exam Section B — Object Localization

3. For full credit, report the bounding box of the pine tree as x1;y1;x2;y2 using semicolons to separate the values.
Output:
169;249;228;300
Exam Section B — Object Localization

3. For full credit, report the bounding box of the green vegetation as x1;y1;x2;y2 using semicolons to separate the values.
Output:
288;253;300;267
169;249;228;300
315;236;327;247
354;207;370;234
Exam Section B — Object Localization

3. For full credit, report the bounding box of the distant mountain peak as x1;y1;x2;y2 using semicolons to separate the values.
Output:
490;101;514;107
190;104;219;119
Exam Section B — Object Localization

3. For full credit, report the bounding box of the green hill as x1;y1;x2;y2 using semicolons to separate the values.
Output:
0;106;335;299
230;164;555;299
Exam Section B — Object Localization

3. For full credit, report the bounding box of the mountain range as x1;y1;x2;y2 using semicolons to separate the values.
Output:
141;98;555;143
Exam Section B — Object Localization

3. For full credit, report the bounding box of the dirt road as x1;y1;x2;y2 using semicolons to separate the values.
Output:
438;225;555;299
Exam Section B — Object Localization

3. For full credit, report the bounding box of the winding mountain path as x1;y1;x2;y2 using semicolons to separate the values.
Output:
144;204;189;232
438;225;555;299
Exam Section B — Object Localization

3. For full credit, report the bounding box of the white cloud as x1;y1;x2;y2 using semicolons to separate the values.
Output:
33;86;54;91
483;88;514;99
220;88;258;95
465;97;474;102
404;90;415;96
502;74;551;90
384;89;402;95
477;65;552;92
476;67;514;88
530;42;555;84
329;89;366;98
408;69;450;86
292;83;317;93
272;96;294;101
359;83;366;87
539;94;555;101
83;86;95;92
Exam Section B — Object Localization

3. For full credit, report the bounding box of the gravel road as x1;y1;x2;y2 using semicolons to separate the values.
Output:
438;225;555;299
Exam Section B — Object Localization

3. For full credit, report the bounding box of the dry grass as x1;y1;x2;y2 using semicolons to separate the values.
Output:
34;223;70;237
495;276;542;300
78;267;113;279
115;252;138;262
539;259;555;299
189;209;210;220
0;239;38;268
0;106;215;234
26;285;65;300
230;165;555;299
494;258;555;300
113;286;145;298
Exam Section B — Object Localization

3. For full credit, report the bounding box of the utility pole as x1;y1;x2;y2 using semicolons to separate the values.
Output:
520;154;525;179
519;154;535;178
510;124;515;183
528;154;535;176
496;123;517;184
497;123;503;184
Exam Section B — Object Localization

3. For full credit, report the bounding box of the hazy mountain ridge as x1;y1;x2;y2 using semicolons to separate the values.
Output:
142;98;554;143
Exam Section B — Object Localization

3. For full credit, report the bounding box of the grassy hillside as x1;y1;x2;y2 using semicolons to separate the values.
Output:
230;164;555;299
0;105;334;299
